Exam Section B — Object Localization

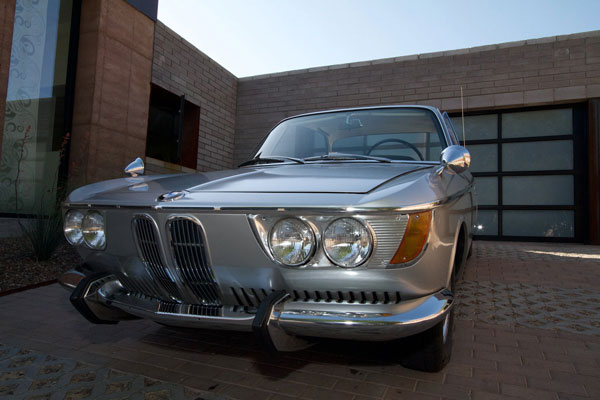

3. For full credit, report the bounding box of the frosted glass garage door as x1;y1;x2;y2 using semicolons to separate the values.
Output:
456;106;583;241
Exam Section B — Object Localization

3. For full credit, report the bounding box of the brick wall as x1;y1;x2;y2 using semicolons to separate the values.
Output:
0;0;15;156
152;22;237;171
70;0;154;183
234;31;600;165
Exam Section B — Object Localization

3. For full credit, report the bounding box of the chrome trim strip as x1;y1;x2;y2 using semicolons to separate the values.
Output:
91;277;453;342
63;183;472;213
64;204;438;212
273;289;453;342
165;205;441;212
107;293;254;332
58;269;86;291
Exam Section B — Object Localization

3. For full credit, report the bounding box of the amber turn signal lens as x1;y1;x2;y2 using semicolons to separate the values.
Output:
390;211;432;264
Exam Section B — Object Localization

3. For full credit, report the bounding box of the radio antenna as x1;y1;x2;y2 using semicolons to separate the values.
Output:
461;86;466;147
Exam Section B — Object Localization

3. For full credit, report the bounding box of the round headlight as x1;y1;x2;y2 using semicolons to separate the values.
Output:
323;218;372;267
269;218;315;266
82;211;106;250
64;210;84;245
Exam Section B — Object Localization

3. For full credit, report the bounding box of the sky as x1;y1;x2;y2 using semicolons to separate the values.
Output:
157;0;600;78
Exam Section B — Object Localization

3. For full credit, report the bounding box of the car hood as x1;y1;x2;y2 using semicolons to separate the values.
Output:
67;163;436;206
190;163;431;194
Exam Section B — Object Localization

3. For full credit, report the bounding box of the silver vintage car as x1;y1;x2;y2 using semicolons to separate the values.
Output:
60;105;475;372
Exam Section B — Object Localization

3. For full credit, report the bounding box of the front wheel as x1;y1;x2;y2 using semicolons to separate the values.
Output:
399;306;454;372
400;251;458;372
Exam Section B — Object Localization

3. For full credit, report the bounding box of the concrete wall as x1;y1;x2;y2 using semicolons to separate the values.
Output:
234;31;600;165
152;22;238;171
70;0;154;183
0;0;15;156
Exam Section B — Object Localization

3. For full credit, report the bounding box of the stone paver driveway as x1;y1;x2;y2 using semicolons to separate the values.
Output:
1;241;599;399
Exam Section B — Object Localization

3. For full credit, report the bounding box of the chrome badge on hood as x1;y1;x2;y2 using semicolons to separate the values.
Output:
158;191;186;202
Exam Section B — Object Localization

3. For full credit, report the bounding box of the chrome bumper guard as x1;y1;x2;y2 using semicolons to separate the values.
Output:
61;270;454;351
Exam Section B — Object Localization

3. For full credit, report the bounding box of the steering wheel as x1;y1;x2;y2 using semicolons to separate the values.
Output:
366;138;424;161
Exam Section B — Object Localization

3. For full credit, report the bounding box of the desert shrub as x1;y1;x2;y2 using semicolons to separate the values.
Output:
18;212;64;261
13;128;87;261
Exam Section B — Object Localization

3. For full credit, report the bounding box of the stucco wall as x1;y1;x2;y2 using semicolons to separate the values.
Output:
71;0;154;183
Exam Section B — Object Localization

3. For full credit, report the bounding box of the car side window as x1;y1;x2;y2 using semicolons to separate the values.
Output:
442;112;460;145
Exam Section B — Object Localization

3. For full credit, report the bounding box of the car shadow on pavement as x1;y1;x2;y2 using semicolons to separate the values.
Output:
147;324;420;381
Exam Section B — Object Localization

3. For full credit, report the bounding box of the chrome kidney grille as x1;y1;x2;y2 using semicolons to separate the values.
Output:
167;217;221;306
131;216;182;301
129;215;222;311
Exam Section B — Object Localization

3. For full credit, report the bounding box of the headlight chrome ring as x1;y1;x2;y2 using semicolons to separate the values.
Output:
64;210;84;245
323;218;372;268
81;210;106;250
268;218;315;266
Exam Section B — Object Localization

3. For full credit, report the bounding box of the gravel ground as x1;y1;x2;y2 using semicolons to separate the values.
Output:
0;237;81;294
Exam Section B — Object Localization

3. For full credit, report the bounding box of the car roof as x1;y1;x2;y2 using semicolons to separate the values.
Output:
280;105;442;123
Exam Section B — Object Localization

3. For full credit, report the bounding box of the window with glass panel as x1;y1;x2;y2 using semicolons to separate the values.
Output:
0;0;76;214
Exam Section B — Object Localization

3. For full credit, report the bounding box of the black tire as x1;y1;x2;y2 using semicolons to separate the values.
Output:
399;307;454;372
399;231;463;372
399;268;455;372
467;240;473;259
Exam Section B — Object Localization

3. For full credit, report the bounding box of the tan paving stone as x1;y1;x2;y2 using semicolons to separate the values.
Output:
64;387;93;400
1;241;599;399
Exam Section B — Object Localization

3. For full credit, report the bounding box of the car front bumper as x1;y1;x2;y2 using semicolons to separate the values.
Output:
60;269;454;351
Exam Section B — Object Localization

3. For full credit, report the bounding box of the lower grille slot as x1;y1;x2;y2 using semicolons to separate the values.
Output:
240;288;255;307
168;217;222;306
158;301;178;314
118;276;159;300
233;287;400;306
158;300;222;317
189;304;222;317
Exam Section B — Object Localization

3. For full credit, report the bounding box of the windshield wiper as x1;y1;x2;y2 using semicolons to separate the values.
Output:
303;152;392;163
238;156;305;167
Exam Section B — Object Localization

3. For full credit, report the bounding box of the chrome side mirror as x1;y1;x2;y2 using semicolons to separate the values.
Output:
437;145;471;175
124;157;144;177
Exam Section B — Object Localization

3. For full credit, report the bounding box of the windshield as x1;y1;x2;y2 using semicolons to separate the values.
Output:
252;108;447;162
